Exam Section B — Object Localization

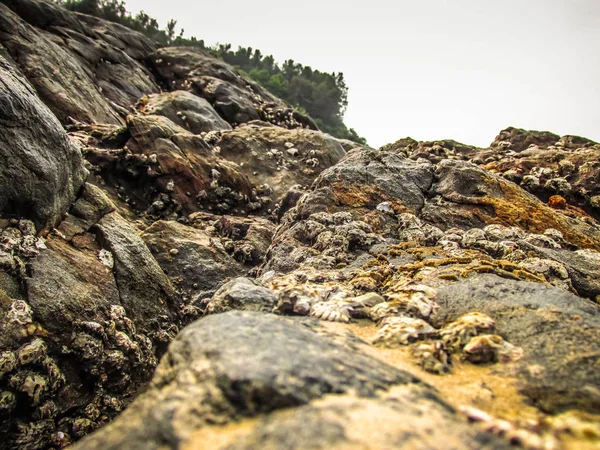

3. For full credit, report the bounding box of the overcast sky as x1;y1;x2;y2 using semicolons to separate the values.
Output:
125;0;599;148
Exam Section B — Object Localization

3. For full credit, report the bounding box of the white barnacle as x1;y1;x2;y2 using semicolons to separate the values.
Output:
98;249;114;269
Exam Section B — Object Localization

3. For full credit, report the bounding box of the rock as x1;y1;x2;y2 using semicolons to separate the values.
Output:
86;116;344;218
86;114;254;216
423;160;600;251
215;124;346;203
0;0;159;124
433;274;600;413
138;90;232;133
71;311;420;449
149;47;318;130
206;277;277;314
387;128;600;222
0;54;87;230
141;220;246;301
94;212;180;333
490;127;561;152
216;393;508;450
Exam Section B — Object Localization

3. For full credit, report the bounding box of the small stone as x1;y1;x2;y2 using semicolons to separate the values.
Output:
169;248;179;256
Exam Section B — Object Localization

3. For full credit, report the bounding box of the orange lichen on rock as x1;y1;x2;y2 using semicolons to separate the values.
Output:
548;195;567;210
453;181;600;251
330;181;412;213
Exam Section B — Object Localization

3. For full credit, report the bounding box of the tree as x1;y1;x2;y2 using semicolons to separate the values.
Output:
166;19;177;43
53;0;366;143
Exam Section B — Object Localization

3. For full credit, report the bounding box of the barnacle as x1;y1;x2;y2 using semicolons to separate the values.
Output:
0;351;17;378
411;341;451;374
309;300;353;323
17;339;48;366
463;334;524;364
371;316;437;347
440;312;496;351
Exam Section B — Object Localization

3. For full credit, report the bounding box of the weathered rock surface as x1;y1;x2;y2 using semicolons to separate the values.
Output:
150;47;318;130
0;55;87;231
389;127;600;222
138;90;232;134
202;393;508;450
0;185;182;448
84;115;345;219
141;219;258;302
72;312;505;450
0;0;159;124
206;277;277;314
433;274;600;413
2;1;600;448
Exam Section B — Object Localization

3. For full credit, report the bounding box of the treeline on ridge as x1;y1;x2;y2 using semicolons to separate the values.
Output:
53;0;367;144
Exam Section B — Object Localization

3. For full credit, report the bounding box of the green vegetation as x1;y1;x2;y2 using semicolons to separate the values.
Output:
54;0;367;144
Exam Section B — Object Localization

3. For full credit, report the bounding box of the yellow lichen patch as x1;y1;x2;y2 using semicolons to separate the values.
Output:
462;182;600;251
338;320;599;450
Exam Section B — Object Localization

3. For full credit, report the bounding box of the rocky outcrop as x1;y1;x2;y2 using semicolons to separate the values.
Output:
0;0;158;125
2;1;600;448
72;312;507;450
149;47;318;130
137;90;232;134
83;116;345;219
0;183;183;448
0;55;87;231
389;127;600;222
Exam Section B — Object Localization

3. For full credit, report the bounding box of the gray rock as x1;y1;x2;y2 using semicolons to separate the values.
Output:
207;277;277;314
94;212;180;333
141;90;232;134
433;274;600;413
0;0;158;124
0;55;87;230
224;393;508;450
73;311;419;449
141;220;246;300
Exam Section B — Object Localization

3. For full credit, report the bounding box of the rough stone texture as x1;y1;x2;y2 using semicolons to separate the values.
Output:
215;124;346;203
84;116;345;219
0;54;87;230
2;1;600;448
86;114;255;216
149;47;318;130
138;90;232;134
95;212;180;334
433;274;600;413
1;217;180;448
0;0;159;124
72;312;421;449
141;220;247;301
212;393;508;450
207;277;277;314
388;127;600;222
423;159;600;250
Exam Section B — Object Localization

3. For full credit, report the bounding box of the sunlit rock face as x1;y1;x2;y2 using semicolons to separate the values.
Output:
1;1;600;449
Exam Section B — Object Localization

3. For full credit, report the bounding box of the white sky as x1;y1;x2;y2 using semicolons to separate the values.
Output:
125;0;600;148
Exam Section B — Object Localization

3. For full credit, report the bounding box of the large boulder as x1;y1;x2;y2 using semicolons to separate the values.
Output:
70;312;504;449
138;90;232;134
0;184;182;447
0;0;159;124
0;55;87;230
